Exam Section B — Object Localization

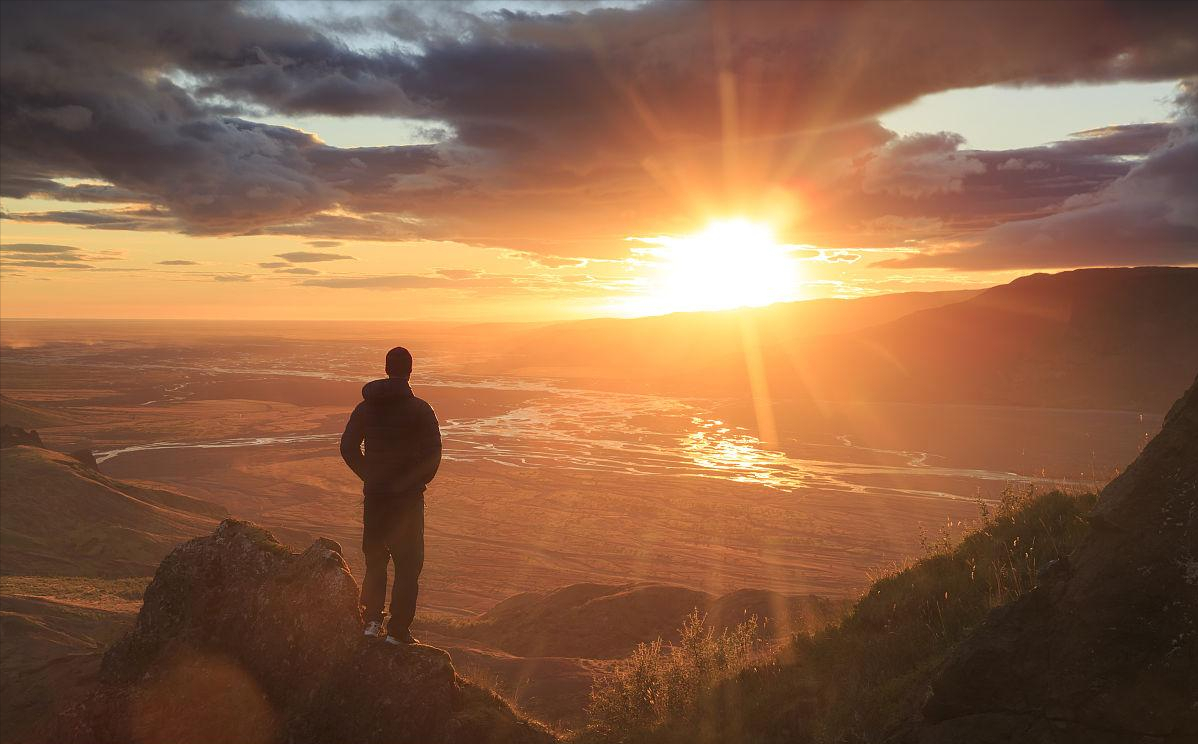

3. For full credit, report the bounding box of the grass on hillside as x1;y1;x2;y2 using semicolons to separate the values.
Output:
0;575;151;604
579;486;1096;744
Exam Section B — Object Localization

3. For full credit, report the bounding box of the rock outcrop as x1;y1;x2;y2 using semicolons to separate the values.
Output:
917;377;1198;743
0;424;43;448
69;447;100;471
58;520;553;744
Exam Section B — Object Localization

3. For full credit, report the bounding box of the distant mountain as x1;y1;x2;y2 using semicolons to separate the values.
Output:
0;446;226;577
794;266;1198;412
482;289;981;385
489;267;1198;412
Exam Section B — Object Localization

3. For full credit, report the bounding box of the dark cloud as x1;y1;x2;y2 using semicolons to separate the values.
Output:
815;120;1185;253
213;273;253;282
306;240;342;248
275;267;320;275
274;251;355;263
1;177;148;203
0;242;119;270
877;85;1198;269
2;259;92;269
1;0;1197;269
257;261;290;269
861;133;986;198
158;259;199;266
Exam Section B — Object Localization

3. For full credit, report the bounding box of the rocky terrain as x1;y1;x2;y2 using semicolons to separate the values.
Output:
56;520;552;744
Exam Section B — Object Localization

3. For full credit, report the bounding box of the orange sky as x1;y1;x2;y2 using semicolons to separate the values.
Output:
1;1;1194;321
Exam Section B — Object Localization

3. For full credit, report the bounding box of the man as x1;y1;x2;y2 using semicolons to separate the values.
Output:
340;346;442;645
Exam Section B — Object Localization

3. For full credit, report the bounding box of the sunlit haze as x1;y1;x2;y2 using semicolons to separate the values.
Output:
619;220;801;315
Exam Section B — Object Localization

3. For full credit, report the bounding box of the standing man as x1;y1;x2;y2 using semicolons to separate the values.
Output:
341;346;442;645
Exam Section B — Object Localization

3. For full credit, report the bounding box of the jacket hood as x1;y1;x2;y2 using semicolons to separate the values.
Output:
362;377;413;401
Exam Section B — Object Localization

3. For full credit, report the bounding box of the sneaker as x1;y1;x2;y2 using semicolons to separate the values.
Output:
385;629;417;645
363;620;386;639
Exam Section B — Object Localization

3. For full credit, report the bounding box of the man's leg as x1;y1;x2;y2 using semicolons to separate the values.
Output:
386;495;425;636
360;499;391;626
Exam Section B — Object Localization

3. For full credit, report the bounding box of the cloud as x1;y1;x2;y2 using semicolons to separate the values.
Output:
257;262;289;269
1;0;1197;268
158;259;199;266
275;267;320;275
0;242;121;270
861;133;986;198
306;240;342;248
997;158;1050;172
879;82;1198;269
302;275;452;290
213;273;253;282
274;251;355;263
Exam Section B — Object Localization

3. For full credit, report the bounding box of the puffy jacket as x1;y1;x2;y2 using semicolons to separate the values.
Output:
340;377;442;495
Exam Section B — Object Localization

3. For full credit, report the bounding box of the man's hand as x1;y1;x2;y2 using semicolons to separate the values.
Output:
339;404;368;481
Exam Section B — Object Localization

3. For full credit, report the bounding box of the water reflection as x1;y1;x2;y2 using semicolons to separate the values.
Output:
684;418;805;487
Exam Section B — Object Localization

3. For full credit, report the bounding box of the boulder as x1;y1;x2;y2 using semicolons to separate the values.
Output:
917;377;1198;743
69;447;100;470
0;424;43;448
58;519;553;744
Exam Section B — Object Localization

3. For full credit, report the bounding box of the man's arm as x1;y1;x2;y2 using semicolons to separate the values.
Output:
339;404;368;481
414;401;442;487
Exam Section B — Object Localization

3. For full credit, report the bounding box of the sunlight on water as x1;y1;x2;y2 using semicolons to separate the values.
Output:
683;418;806;488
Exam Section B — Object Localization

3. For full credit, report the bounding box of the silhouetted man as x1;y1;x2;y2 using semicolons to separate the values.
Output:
340;346;441;645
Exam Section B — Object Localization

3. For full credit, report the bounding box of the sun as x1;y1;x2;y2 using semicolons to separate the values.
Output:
622;219;801;315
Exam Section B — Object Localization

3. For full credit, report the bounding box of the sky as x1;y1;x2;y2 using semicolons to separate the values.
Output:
1;0;1195;321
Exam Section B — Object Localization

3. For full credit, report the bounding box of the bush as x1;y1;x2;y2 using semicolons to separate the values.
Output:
584;610;760;743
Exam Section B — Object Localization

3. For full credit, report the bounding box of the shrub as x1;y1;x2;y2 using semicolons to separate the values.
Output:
584;610;760;743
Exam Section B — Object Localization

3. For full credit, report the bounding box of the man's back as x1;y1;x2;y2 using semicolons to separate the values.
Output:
341;377;441;495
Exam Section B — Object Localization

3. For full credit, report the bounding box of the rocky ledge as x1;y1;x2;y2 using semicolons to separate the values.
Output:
58;520;552;744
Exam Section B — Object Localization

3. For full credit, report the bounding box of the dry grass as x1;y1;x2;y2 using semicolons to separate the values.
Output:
582;610;762;743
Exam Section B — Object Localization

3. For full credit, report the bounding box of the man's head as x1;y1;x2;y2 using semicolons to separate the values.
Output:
385;346;413;379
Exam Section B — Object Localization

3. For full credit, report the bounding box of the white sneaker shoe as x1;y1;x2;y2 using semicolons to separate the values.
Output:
364;620;385;639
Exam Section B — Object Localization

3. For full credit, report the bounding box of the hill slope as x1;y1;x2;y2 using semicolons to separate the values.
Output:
0;446;226;577
797;266;1198;411
491;267;1198;411
917;375;1198;742
484;289;980;384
